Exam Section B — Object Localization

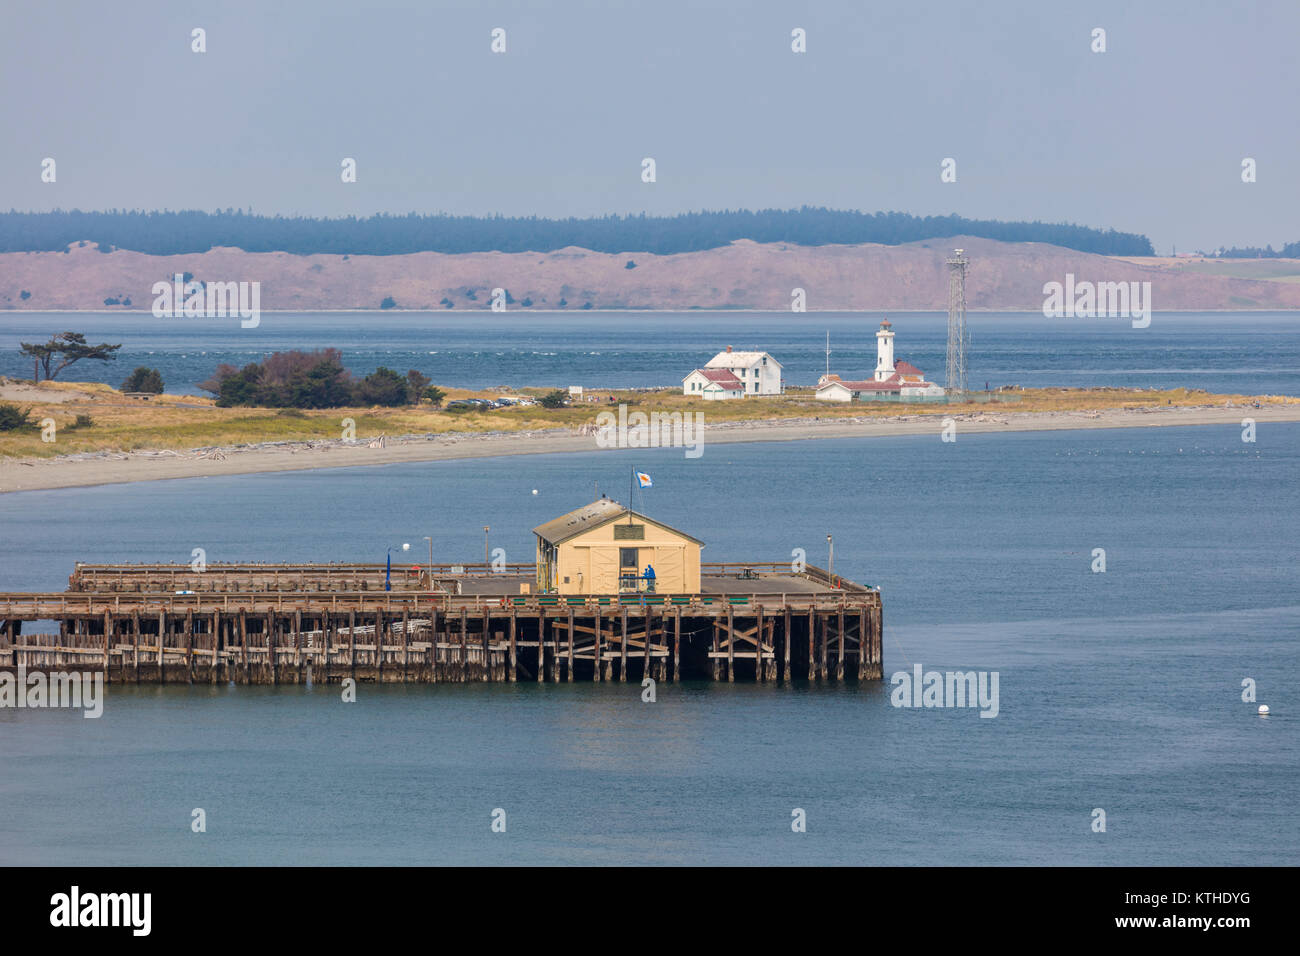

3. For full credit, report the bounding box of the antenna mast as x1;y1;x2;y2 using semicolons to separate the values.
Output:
945;248;970;397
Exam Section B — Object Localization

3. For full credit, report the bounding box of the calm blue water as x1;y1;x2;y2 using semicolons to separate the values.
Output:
2;424;1298;865
2;311;1298;395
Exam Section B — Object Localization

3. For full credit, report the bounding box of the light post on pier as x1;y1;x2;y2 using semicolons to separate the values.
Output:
386;542;410;591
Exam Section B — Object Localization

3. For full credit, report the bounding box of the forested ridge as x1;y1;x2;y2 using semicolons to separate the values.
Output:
0;207;1156;257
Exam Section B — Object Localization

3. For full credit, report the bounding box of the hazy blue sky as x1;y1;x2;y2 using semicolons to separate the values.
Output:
2;0;1296;253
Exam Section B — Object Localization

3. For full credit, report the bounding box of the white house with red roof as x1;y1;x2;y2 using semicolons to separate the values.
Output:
815;319;945;402
683;345;782;398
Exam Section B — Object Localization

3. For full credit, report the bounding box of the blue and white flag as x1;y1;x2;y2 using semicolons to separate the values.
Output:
635;471;653;489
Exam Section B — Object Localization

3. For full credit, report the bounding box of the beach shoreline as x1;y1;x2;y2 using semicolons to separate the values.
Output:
3;404;1295;495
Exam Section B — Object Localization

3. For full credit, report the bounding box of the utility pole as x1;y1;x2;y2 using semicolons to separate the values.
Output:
827;533;834;581
946;248;970;398
483;526;490;566
825;330;831;381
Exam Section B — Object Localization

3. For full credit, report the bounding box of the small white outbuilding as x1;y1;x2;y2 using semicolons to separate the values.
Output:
682;368;745;400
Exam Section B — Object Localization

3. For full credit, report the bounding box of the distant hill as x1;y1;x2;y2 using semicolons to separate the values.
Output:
5;236;1300;312
0;207;1154;258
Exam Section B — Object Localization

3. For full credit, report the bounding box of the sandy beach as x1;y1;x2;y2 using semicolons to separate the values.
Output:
2;403;1296;494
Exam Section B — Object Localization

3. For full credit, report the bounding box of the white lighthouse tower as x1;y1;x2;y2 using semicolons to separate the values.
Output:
874;319;896;382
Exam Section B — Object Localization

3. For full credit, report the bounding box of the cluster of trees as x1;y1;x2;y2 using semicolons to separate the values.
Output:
0;207;1155;257
199;350;446;409
121;367;164;393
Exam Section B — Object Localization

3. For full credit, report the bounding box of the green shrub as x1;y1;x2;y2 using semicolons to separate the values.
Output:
121;366;164;393
0;403;35;431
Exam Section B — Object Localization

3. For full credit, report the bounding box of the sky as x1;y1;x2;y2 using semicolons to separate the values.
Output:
1;0;1297;254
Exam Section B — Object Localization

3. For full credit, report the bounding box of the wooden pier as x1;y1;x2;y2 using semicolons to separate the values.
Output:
1;562;882;684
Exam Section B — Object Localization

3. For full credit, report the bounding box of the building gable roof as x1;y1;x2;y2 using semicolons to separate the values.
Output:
704;350;782;369
532;499;705;546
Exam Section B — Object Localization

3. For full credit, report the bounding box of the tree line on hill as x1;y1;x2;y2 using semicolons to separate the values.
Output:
0;207;1155;257
1208;242;1300;258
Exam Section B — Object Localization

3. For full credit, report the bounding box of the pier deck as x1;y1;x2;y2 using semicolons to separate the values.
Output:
1;562;882;684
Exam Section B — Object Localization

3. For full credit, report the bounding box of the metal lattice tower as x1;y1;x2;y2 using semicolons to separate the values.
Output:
945;249;970;397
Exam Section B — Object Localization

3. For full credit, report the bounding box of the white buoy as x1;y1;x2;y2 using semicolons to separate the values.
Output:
1259;705;1270;716
532;489;538;495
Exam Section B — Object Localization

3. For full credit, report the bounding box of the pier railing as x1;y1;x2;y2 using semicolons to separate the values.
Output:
0;588;878;617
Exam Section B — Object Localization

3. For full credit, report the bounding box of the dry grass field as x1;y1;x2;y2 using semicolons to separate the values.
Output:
1;378;1294;461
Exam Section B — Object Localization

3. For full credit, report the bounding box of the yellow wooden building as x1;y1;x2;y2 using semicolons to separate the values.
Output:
533;498;703;595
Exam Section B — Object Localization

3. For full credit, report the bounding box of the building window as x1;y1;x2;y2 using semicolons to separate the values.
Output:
620;547;639;569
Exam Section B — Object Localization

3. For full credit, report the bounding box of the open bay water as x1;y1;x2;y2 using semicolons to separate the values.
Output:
2;311;1299;396
1;423;1298;865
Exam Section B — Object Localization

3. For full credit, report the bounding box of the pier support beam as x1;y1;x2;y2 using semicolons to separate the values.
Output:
566;609;575;682
673;608;681;683
509;612;517;682
807;610;816;680
726;609;735;683
783;608;791;682
620;610;628;683
837;608;845;681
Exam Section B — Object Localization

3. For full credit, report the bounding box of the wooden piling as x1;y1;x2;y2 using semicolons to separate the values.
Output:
459;608;468;683
538;612;545;683
673;608;681;682
566;608;575;682
726;608;735;683
102;609;112;681
782;608;791;682
819;610;828;681
857;607;867;680
836;608;845;681
401;608;409;682
348;609;357;680
508;611;517;682
808;609;816;680
427;608;437;683
185;609;194;683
